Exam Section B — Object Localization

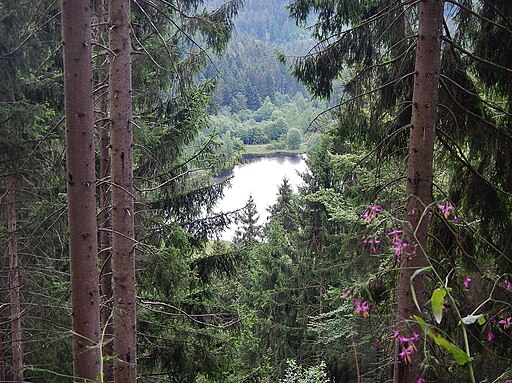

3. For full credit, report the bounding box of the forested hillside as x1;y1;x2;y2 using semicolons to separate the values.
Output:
207;0;310;45
199;0;322;156
204;33;306;111
203;0;316;113
0;1;511;383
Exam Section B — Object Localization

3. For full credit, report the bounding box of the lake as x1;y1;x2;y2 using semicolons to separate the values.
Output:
213;154;308;240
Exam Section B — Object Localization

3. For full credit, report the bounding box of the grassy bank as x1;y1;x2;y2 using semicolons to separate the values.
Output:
242;144;308;156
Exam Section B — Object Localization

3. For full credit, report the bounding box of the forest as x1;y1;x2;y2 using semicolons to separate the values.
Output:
0;0;511;383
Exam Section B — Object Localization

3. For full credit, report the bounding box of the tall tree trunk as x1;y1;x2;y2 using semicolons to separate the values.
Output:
109;0;137;381
61;0;102;380
95;0;114;380
394;1;444;382
0;230;12;382
6;170;23;382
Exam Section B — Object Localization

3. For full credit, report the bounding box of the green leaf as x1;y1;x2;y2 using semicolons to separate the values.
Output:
413;315;429;334
431;287;447;324
413;315;472;365
461;314;485;325
430;331;472;365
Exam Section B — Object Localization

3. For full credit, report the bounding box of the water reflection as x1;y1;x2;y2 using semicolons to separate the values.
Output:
214;154;307;240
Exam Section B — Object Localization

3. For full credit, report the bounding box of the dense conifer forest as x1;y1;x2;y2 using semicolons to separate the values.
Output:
0;1;511;382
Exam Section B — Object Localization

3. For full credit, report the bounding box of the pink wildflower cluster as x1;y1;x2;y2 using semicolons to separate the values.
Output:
393;329;420;364
487;314;512;342
505;279;511;291
388;230;415;260
499;316;512;329
437;200;460;222
353;298;370;317
463;276;471;289
361;204;382;224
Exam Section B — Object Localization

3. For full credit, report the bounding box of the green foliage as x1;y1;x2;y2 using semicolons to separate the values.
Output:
232;195;262;245
208;0;311;46
205;92;328;154
2;0;511;382
286;128;302;149
280;360;328;383
205;32;307;111
279;1;512;381
268;178;299;232
431;287;449;324
414;316;472;366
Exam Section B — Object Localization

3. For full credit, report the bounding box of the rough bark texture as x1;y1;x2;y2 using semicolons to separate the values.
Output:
109;0;137;381
1;179;10;382
61;0;101;380
6;172;23;382
394;1;444;382
95;0;114;380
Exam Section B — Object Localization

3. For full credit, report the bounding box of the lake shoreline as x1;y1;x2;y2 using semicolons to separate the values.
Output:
241;143;308;156
214;151;306;180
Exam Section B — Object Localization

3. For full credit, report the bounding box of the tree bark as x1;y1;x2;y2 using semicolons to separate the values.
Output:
394;1;444;382
61;0;101;380
95;0;114;380
6;174;23;382
6;169;23;382
108;0;137;381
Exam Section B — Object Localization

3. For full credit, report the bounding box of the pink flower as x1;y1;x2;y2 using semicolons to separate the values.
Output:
387;229;404;239
341;290;352;298
387;230;416;260
409;332;420;342
505;280;512;291
399;346;412;359
437;201;454;219
393;330;420;344
391;238;410;260
394;329;421;365
498;317;512;329
361;205;382;224
487;331;494;342
463;276;471;289
417;378;426;383
398;344;415;364
353;298;370;317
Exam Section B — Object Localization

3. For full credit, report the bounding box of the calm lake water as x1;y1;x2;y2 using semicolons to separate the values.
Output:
213;154;308;240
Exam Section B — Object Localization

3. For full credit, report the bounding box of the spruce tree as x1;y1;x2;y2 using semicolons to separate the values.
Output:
233;195;262;246
61;0;101;379
108;0;137;380
395;1;444;381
